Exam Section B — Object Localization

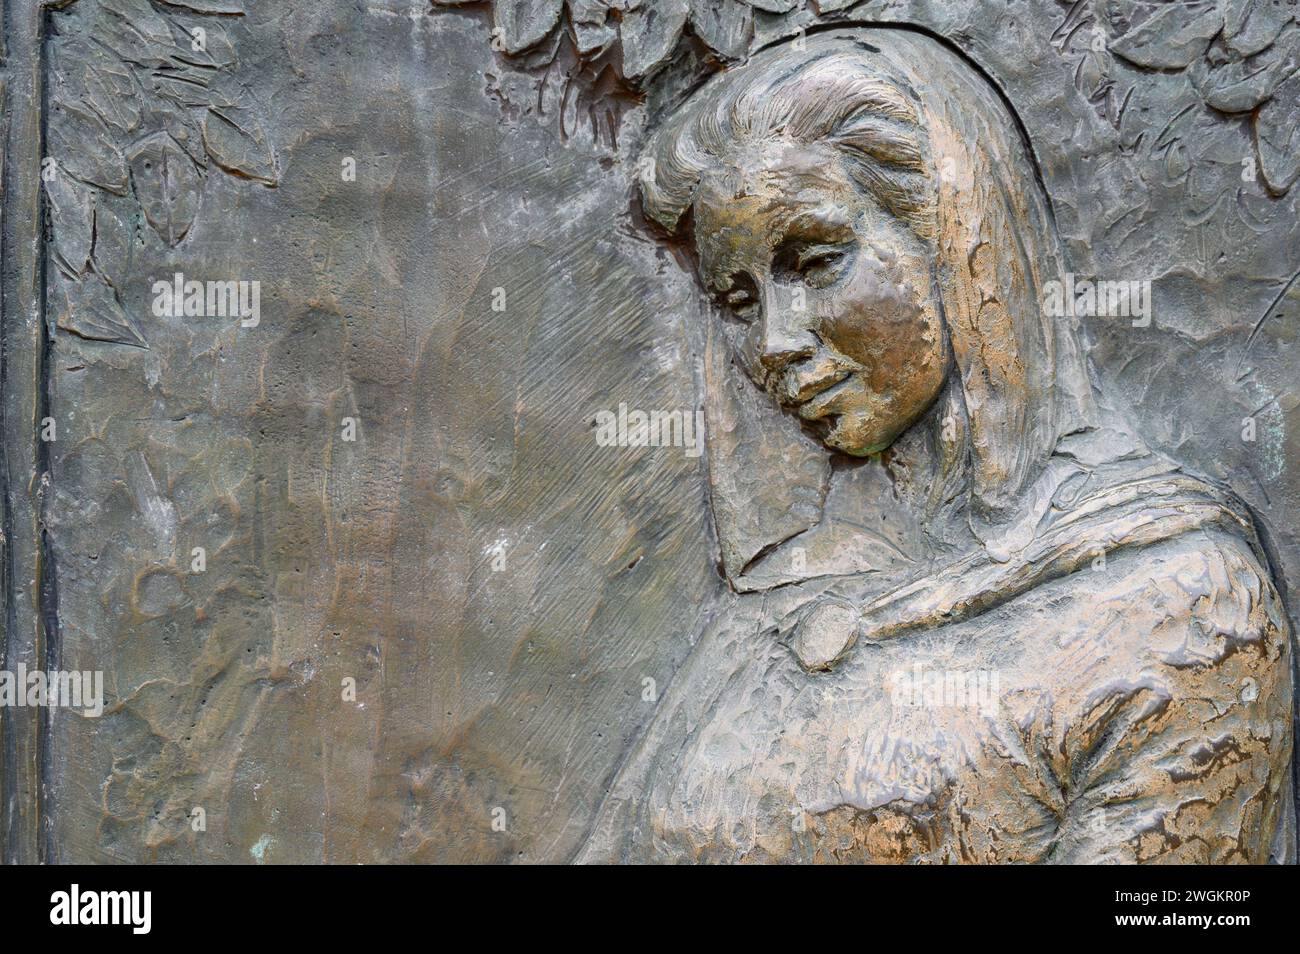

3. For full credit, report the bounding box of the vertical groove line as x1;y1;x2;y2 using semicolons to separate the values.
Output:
0;0;49;866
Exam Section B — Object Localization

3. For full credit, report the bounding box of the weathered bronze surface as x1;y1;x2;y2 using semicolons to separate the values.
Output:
584;31;1294;862
1;0;1297;864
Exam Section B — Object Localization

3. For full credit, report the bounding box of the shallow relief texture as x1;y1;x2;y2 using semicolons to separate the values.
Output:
28;0;715;863
0;0;1295;862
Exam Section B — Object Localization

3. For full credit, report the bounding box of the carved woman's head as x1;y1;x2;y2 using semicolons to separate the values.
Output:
640;29;1095;524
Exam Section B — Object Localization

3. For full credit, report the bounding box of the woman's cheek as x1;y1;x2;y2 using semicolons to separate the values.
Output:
819;281;881;366
822;269;925;370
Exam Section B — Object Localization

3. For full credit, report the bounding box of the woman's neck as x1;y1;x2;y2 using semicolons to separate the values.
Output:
876;381;974;560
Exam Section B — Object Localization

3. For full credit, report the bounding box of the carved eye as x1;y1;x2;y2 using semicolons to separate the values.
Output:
795;245;850;288
724;286;760;323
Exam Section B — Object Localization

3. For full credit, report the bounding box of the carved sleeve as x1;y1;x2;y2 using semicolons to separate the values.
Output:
1049;532;1294;863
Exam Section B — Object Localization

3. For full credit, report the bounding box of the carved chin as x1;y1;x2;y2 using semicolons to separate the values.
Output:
817;411;898;457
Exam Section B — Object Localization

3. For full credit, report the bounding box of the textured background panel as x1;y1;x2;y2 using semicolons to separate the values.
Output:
0;0;1293;861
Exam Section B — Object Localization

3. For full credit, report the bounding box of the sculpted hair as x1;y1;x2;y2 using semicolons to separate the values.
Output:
639;44;936;239
643;30;1099;540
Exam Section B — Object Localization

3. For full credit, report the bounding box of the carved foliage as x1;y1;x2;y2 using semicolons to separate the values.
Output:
456;0;1299;201
1058;0;1300;196
45;0;277;347
444;0;768;77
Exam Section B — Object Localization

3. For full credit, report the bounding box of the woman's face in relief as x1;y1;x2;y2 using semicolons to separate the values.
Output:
693;140;948;456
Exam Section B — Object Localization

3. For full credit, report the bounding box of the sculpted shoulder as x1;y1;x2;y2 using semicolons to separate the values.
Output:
1082;527;1287;668
1029;528;1294;863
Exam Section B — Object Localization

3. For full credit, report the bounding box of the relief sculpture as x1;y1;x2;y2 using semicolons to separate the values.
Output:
580;29;1295;863
2;1;1297;869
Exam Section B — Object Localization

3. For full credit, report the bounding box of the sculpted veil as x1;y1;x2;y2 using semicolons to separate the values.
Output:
579;28;1295;864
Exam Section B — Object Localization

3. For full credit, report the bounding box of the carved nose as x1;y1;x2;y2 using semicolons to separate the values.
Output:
759;320;816;371
754;282;816;371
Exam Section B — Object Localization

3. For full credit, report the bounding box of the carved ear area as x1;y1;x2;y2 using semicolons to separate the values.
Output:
790;596;861;673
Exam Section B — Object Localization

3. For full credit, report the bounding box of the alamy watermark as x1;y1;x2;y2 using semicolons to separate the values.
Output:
50;885;150;934
0;665;104;717
594;403;705;458
888;664;1001;716
152;272;260;327
1042;273;1151;327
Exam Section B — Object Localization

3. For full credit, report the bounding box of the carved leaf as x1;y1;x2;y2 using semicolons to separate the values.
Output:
811;0;859;12
1196;62;1262;113
165;18;238;69
1195;25;1300;112
157;0;246;13
55;270;148;349
575;22;618;56
742;0;798;14
48;102;130;195
128;132;202;246
620;0;689;79
1109;1;1223;70
91;199;135;289
98;0;176;68
569;0;605;27
50;38;143;135
152;71;216;108
1255;70;1300;193
1075;49;1107;100
45;174;95;277
1223;0;1293;57
202;82;279;186
83;61;142;134
570;0;618;57
492;0;563;55
689;0;754;61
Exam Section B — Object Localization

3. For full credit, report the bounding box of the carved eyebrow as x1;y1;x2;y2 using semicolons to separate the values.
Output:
784;206;852;234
